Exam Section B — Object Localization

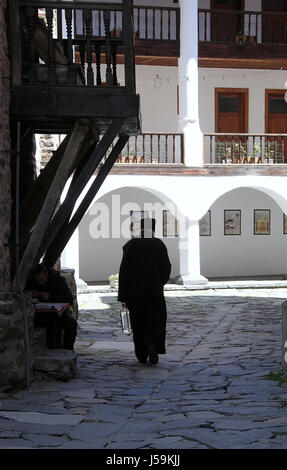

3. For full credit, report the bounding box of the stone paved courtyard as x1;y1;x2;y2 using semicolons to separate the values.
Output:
1;286;287;450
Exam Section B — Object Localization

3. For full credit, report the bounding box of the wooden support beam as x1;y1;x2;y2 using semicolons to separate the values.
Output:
9;0;22;87
19;135;69;246
43;139;98;248
123;0;136;93
17;119;90;290
19;127;99;253
44;134;130;267
35;117;125;264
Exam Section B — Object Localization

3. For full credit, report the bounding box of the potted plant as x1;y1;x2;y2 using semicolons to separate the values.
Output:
235;29;243;44
249;35;257;44
250;142;261;163
222;142;247;163
249;141;275;164
264;144;275;164
111;27;122;38
235;29;248;44
109;273;119;289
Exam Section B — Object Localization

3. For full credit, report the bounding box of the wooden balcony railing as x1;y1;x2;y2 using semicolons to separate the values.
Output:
204;134;287;164
11;1;135;90
105;133;184;164
74;4;180;41
133;5;180;41
198;9;287;45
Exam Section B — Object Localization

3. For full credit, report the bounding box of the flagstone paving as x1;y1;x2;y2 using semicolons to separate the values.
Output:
1;286;287;449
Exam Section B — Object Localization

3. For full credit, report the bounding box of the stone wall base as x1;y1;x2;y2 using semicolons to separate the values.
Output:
0;291;34;393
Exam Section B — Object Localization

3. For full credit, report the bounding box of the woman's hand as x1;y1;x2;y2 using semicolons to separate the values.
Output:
39;291;50;301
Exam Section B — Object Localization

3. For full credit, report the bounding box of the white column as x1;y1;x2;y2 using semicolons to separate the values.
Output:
178;0;203;167
61;227;88;291
178;219;208;285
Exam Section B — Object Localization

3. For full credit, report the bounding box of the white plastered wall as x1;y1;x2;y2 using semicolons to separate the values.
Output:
200;187;287;278
78;186;180;282
199;68;287;136
74;174;287;282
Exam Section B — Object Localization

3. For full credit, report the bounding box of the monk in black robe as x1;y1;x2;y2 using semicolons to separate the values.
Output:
118;218;171;364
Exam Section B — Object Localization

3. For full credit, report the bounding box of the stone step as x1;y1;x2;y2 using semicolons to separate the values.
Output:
32;327;47;357
33;349;77;381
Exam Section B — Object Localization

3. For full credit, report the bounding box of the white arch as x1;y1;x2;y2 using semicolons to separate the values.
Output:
194;176;287;219
79;176;187;220
204;185;287;215
64;174;287;284
88;174;287;221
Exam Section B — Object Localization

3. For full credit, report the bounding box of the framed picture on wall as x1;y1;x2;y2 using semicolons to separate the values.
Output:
130;210;148;236
200;210;211;236
284;214;287;234
163;210;179;237
254;209;270;235
224;210;241;235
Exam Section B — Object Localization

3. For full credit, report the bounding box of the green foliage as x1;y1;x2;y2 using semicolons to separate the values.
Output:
265;369;287;386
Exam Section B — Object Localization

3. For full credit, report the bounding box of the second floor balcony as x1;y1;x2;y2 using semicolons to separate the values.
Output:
199;7;287;66
106;132;287;174
199;8;287;45
75;4;287;65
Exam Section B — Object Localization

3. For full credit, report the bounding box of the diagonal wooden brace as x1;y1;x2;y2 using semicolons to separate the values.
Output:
16;119;90;290
36;117;125;265
43;134;130;266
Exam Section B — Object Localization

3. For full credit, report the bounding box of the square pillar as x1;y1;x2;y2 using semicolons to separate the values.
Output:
178;0;203;167
177;219;208;285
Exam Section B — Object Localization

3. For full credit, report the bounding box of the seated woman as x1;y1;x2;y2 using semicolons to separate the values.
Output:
26;263;77;350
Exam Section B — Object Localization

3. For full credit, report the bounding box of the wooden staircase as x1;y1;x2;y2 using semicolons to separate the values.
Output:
8;0;141;291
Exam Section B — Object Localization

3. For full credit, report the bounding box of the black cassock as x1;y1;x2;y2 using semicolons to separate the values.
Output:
118;236;171;359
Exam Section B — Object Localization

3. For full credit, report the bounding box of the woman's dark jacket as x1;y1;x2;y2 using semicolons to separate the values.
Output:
26;268;73;305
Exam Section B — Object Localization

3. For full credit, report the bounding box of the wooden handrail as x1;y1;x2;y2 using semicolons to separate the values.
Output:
19;2;123;10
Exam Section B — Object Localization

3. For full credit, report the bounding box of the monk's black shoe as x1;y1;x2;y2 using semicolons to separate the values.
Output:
137;356;147;364
148;346;158;365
